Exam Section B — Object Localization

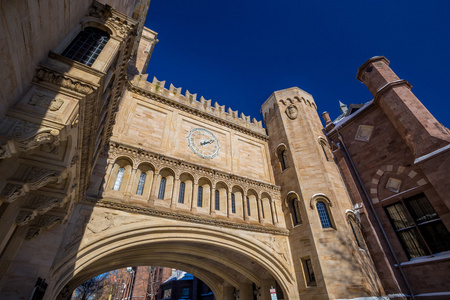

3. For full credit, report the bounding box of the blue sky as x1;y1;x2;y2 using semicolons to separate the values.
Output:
144;1;450;127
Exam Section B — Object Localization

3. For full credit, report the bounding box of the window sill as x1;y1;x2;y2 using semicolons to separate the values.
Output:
396;250;450;267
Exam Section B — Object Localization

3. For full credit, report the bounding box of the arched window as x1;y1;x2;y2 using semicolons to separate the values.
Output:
136;173;146;195
231;193;236;214
158;177;166;200
62;27;110;67
292;198;302;226
281;150;289;170
113;167;125;191
246;196;251;216
178;182;186;204
319;139;331;162
197;186;203;207
215;190;220;210
316;201;332;228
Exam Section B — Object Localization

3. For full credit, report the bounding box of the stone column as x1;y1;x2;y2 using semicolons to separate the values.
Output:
260;279;277;300
149;173;160;202
257;199;263;224
192;182;199;213
103;161;114;191
171;176;180;209
270;201;278;224
126;168;138;196
227;192;232;218
222;286;236;300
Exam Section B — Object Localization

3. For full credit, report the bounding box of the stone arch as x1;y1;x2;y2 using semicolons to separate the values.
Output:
156;167;175;202
178;172;194;207
231;185;244;218
318;136;332;161
106;156;133;192
49;219;297;300
197;177;212;211
214;181;228;215
133;162;155;198
260;192;273;224
310;194;335;229
286;191;302;227
246;189;259;221
276;144;289;171
369;164;428;204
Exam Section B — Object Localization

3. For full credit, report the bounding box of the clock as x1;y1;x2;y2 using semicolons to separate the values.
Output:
187;128;220;159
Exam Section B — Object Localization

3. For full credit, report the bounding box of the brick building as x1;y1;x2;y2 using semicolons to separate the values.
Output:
323;56;450;299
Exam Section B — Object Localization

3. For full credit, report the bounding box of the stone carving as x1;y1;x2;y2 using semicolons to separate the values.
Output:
86;211;146;235
0;120;60;159
35;68;95;95
25;214;63;240
285;104;298;120
88;3;135;37
15;196;63;226
29;93;64;111
0;183;26;203
16;210;35;226
260;236;290;264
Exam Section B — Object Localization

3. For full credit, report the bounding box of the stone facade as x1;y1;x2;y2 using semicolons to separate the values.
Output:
0;1;447;300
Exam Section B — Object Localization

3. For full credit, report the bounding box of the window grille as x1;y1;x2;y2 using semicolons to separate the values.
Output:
197;186;203;207
316;201;332;228
62;27;110;67
136;173;146;195
158;177;166;200
385;193;450;259
113;167;125;191
178;182;185;204
215;190;220;210
231;193;236;213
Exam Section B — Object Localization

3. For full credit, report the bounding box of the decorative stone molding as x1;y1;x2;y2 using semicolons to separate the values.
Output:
0;168;64;203
25;214;64;240
28;93;64;111
15;195;65;225
84;197;289;236
34;67;96;95
0;121;60;159
88;2;137;38
108;141;281;198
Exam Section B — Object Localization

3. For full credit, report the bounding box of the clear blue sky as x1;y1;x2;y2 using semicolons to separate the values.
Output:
144;1;450;127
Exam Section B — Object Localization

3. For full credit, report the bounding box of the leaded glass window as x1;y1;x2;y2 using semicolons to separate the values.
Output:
231;193;236;214
113;167;125;191
158;177;166;200
215;190;220;210
197;186;203;207
62;27;110;67
385;193;450;259
317;201;332;228
178;182;185;204
136;173;146;195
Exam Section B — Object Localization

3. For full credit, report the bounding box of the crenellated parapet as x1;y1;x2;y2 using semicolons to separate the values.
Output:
128;76;266;137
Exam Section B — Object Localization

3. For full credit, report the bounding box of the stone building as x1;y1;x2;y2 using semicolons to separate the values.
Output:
0;1;448;300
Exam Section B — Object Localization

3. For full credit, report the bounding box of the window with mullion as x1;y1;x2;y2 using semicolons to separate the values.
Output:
385;193;450;259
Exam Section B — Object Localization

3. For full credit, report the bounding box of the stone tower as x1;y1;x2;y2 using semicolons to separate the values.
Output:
262;88;383;299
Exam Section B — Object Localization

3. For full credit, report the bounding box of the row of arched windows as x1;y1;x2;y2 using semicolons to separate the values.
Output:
106;158;277;224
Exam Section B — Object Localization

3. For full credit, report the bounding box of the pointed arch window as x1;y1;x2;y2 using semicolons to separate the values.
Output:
136;173;146;195
62;27;110;67
113;167;125;191
215;190;220;210
197;186;203;207
317;201;332;228
178;182;186;204
158;177;166;200
231;193;236;214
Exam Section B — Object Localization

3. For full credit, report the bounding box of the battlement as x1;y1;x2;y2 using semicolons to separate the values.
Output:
129;76;266;136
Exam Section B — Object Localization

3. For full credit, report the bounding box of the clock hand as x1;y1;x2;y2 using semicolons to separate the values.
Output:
200;139;214;146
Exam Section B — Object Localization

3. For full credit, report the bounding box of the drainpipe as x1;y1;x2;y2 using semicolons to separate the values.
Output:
335;130;415;300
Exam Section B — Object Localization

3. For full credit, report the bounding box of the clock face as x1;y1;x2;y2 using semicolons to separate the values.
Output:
187;128;220;159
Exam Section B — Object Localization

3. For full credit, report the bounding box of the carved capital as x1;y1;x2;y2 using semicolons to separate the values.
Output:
0;183;26;203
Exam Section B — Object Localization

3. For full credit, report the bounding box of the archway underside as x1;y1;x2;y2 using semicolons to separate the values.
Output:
57;235;295;300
